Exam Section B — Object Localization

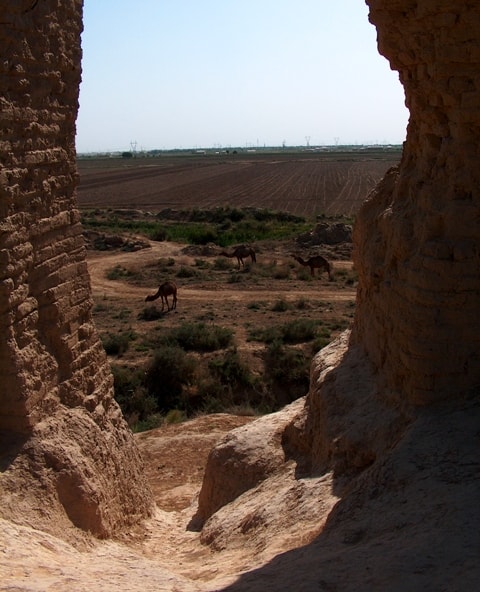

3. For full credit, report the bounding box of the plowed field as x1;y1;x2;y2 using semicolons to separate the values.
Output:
77;149;400;218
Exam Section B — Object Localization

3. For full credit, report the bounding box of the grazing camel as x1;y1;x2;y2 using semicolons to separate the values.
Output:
292;254;333;280
145;281;177;311
219;245;257;269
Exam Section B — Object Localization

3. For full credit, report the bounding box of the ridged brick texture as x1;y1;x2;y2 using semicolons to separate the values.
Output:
0;0;153;538
353;1;480;404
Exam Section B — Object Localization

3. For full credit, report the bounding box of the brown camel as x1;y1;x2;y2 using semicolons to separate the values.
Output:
292;254;333;280
219;245;257;269
145;281;177;311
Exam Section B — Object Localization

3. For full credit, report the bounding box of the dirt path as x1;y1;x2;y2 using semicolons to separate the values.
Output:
87;240;355;305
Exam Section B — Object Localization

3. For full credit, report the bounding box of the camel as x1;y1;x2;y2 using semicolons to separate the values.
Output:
219;245;256;269
145;281;177;311
292;254;333;280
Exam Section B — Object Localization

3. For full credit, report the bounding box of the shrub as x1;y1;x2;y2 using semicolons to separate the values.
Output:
227;272;243;283
101;331;135;355
264;340;310;394
271;298;290;312
208;348;254;389
113;308;131;320
247;301;264;311
164;409;187;424
138;306;164;321
247;319;318;345
281;319;318;344
213;257;234;271
157;257;175;269
194;258;210;269
247;325;282;344
106;265;132;281
144;345;196;411
167;322;233;352
111;364;158;421
295;298;310;310
176;265;198;278
311;327;332;352
150;227;168;241
196;383;228;414
131;414;164;433
185;225;218;245
296;267;313;281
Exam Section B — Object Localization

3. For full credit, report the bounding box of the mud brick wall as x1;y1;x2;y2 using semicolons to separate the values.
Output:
354;1;480;403
0;0;88;430
0;0;153;538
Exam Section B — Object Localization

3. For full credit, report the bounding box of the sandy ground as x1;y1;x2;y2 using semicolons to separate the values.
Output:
1;410;334;592
86;239;356;304
2;239;478;591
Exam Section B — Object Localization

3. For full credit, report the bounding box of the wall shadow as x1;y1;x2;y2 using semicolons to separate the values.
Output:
218;395;480;591
0;430;29;472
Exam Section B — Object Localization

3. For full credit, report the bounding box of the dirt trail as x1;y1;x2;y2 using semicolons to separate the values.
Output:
87;240;355;304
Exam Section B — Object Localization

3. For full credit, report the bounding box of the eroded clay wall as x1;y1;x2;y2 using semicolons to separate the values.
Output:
354;1;480;403
0;0;89;431
0;0;153;538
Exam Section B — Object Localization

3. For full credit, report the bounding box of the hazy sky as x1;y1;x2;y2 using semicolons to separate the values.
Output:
75;0;409;153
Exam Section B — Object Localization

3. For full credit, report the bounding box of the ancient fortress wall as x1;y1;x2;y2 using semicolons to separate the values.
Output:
1;1;92;433
0;1;152;538
353;1;480;404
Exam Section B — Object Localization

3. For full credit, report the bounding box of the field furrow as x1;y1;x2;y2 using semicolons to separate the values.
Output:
77;151;401;218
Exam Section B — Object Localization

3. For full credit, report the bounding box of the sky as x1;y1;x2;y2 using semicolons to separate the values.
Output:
75;0;409;154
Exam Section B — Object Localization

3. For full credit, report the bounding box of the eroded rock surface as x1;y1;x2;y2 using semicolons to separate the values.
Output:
0;1;153;539
354;1;480;404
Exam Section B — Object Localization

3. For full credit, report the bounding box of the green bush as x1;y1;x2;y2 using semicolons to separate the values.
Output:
227;272;244;283
214;257;235;270
157;256;175;269
111;364;158;421
208;348;254;389
194;258;210;269
101;331;135;355
271;298;290;312
248;319;318;345
167;322;234;352
311;327;332;352
131;414;164;433
81;206;311;247
150;227;168;241
164;409;187;424
185;225;218;245
281;319;318;343
295;298;310;310
138;306;164;321
176;265;198;278
144;345;196;411
247;325;282;344
196;382;228;414
106;265;133;281
264;340;310;394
